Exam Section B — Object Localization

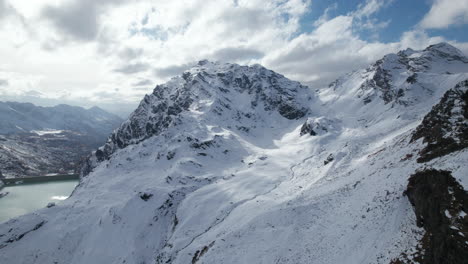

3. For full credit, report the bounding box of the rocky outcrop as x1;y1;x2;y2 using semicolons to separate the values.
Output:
400;169;468;264
299;117;339;136
411;80;468;163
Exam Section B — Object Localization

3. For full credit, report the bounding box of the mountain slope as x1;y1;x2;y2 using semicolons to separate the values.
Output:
0;44;467;264
0;102;122;137
0;102;123;178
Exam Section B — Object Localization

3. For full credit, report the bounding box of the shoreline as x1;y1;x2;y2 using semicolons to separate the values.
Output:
1;174;79;187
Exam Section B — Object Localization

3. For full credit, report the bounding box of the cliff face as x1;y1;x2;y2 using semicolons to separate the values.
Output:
401;169;468;264
411;80;468;162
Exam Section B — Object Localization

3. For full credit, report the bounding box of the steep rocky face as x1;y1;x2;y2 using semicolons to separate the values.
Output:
393;77;468;263
87;61;313;171
400;169;468;264
411;80;468;163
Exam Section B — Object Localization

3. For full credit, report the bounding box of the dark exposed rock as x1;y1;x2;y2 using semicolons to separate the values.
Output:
139;192;153;201
411;80;468;162
166;151;176;160
95;149;105;162
406;73;417;84
324;154;334;165
278;104;306;120
373;65;394;104
402;169;468;264
191;241;215;264
363;96;372;105
300;122;316;136
300;117;336;137
191;140;215;150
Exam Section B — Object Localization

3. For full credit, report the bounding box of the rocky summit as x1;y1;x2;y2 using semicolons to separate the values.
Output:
1;43;467;264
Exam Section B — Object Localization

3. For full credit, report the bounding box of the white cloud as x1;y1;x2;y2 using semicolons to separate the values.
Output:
420;0;468;29
399;30;445;50
262;15;399;87
313;3;338;27
0;0;311;114
0;0;466;116
353;0;388;18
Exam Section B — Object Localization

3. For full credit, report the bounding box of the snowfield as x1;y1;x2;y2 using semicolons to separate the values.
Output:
0;43;467;264
30;129;64;136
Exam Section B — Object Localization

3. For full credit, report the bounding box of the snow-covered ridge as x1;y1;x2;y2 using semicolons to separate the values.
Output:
422;42;468;61
320;42;468;128
0;43;467;264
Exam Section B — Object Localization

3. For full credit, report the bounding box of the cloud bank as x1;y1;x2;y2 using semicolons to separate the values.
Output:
0;0;467;116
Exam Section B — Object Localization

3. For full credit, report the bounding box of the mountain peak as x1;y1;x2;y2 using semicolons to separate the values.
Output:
182;60;267;78
89;106;104;111
87;62;314;168
322;43;468;119
424;42;466;58
88;106;108;115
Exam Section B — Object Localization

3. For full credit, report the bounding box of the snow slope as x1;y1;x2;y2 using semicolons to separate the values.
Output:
0;43;467;264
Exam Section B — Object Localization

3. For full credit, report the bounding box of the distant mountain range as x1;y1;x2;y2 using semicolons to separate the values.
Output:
1;43;467;264
0;102;123;178
0;102;122;137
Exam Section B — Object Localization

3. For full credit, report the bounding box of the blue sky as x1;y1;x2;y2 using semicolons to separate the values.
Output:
301;0;468;43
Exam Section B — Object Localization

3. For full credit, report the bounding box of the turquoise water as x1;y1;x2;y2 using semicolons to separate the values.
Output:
0;180;78;223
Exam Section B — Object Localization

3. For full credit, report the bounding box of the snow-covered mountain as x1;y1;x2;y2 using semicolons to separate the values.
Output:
0;43;467;264
0;102;123;178
0;102;122;137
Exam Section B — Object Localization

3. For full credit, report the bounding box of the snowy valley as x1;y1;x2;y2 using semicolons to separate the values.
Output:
0;43;467;264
